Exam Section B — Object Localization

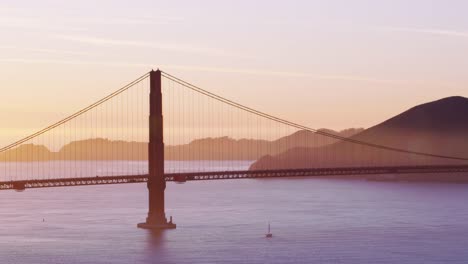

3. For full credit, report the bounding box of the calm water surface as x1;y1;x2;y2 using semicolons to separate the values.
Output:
1;162;468;264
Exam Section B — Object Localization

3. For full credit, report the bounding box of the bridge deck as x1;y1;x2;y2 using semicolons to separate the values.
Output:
2;165;468;191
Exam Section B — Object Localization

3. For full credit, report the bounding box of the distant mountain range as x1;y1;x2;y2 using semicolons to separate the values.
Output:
250;96;468;170
0;128;364;161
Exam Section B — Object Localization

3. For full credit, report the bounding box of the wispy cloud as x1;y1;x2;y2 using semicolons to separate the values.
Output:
159;65;406;84
56;34;251;58
0;58;456;89
0;57;407;84
0;58;151;68
0;16;86;32
73;16;184;26
58;35;160;48
378;26;468;38
0;46;89;56
0;6;182;32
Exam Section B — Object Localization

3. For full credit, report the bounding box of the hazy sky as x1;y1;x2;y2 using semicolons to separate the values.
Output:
1;0;468;144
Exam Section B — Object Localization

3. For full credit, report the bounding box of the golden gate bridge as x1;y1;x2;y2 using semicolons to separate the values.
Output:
1;70;468;229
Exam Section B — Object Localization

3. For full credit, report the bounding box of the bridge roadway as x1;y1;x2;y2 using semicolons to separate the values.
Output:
2;164;468;191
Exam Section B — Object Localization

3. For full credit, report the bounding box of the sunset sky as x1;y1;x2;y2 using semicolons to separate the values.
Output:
1;0;468;145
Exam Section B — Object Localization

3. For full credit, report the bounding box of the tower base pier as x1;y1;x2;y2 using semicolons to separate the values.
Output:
137;222;176;230
137;213;176;230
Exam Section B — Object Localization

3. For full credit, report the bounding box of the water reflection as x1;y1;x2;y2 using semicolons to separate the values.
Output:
142;229;170;263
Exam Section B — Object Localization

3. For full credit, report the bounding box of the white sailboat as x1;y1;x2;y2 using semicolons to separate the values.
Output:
265;222;273;238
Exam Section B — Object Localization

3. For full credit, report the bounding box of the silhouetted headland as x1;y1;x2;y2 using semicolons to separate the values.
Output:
251;96;468;181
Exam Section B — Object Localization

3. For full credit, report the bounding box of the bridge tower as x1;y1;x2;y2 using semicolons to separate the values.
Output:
137;70;176;230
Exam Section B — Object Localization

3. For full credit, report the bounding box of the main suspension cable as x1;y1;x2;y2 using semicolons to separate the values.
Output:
0;72;150;153
161;70;468;162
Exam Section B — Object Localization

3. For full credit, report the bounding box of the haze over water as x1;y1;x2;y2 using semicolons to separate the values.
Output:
1;161;468;264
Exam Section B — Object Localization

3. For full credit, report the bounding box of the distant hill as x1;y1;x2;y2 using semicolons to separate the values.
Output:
0;144;52;162
250;96;468;170
166;128;363;160
0;128;363;161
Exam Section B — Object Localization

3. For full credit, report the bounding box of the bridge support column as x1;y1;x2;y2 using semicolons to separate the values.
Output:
138;69;176;230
